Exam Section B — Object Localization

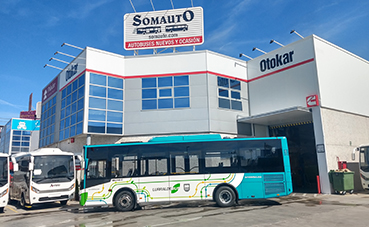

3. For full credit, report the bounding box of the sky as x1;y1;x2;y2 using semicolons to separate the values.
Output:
1;0;369;125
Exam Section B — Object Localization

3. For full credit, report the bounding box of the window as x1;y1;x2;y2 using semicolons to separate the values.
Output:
217;77;242;111
40;95;57;147
12;130;31;153
142;76;190;110
59;74;85;141
88;73;124;135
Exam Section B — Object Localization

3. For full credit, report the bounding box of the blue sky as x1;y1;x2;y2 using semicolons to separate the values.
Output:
1;0;368;125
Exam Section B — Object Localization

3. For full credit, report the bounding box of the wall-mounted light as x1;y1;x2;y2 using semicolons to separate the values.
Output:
43;64;63;70
252;47;267;54
290;30;304;39
49;57;69;64
239;53;253;60
61;43;83;50
270;39;284;47
54;51;76;58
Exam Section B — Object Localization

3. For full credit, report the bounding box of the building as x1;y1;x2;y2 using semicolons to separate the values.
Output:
38;34;369;194
0;118;40;154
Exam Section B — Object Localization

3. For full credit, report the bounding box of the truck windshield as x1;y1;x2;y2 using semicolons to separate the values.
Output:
32;155;74;183
0;157;8;187
360;147;369;172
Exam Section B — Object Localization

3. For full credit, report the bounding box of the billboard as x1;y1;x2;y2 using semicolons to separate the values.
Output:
19;110;36;120
42;77;58;102
124;7;204;50
11;119;40;131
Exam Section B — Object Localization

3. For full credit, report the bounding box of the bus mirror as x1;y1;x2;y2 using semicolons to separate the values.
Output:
13;163;19;172
28;162;34;171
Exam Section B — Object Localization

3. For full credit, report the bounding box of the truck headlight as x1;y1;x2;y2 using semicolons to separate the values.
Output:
69;183;75;191
31;186;40;193
0;189;8;197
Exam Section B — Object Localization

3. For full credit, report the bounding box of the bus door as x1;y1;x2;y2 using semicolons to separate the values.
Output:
138;149;170;203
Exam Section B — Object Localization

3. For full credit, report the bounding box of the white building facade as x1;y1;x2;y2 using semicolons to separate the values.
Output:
39;35;369;194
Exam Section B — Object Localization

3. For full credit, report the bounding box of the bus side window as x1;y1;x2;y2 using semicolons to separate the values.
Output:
87;160;106;178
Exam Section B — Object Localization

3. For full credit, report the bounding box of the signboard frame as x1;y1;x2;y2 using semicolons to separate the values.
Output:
124;7;204;50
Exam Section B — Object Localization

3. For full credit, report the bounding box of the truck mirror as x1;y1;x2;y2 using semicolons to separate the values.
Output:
13;163;19;172
28;162;34;171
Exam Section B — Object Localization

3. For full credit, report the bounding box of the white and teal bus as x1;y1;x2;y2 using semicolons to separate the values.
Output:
80;135;293;211
353;145;369;190
0;153;9;213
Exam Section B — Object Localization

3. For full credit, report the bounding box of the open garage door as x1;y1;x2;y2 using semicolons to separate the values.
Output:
269;122;319;192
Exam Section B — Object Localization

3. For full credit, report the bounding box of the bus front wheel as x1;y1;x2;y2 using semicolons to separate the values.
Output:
214;186;236;207
115;190;135;212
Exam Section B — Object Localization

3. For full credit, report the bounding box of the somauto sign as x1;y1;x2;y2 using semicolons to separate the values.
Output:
124;7;204;50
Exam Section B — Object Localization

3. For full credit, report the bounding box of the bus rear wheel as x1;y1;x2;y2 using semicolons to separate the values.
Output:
0;207;4;213
115;190;135;212
214;186;236;207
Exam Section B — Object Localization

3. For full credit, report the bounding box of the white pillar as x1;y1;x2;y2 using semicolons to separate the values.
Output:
311;107;331;194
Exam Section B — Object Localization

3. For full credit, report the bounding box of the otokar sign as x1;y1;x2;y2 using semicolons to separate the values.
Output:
124;7;204;50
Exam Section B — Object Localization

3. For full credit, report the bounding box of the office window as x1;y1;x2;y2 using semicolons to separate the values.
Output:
88;73;124;135
142;76;190;110
217;77;242;111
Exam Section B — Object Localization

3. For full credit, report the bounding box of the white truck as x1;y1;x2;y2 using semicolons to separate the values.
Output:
0;153;9;212
10;148;75;207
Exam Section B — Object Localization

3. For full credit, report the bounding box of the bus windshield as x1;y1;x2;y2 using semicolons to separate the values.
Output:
32;155;74;183
0;157;8;187
360;147;369;172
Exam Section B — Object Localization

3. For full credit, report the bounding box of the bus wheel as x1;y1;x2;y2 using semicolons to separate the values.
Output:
0;207;4;213
214;186;236;207
115;190;135;212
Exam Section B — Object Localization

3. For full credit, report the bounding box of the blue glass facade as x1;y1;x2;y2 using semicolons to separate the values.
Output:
87;73;124;134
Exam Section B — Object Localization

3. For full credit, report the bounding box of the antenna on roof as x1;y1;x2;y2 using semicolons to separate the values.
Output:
170;0;174;9
49;57;69;64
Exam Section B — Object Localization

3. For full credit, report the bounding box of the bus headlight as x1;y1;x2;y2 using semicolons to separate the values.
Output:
0;189;8;198
31;186;40;193
69;183;75;191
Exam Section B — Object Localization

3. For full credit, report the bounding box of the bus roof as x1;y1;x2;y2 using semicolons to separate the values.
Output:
0;153;9;157
84;134;287;148
11;148;74;157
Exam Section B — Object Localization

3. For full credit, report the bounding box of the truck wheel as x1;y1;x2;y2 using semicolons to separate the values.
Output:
114;190;135;212
214;186;236;207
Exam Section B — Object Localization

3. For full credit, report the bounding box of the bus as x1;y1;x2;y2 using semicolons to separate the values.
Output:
79;135;292;211
165;24;188;32
0;153;9;213
135;26;161;35
10;148;75;207
353;145;369;190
